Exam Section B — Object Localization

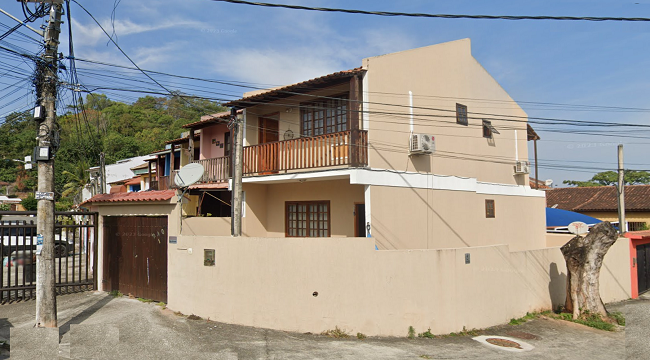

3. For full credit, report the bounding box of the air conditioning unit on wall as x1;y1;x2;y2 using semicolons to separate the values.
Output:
410;134;435;155
514;161;530;174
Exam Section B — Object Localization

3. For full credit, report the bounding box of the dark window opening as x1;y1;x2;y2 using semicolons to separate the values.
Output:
286;201;330;237
483;120;492;138
173;150;181;170
485;199;495;218
301;94;348;137
456;103;468;126
224;132;231;157
192;190;231;217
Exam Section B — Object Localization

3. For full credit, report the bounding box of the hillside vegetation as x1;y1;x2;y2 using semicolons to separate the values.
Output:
0;93;225;209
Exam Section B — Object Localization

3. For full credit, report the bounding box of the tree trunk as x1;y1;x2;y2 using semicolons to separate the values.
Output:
560;221;618;319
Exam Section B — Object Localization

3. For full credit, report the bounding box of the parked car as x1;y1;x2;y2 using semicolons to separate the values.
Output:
0;215;71;257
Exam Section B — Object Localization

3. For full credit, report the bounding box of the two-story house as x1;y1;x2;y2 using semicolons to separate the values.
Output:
176;39;546;251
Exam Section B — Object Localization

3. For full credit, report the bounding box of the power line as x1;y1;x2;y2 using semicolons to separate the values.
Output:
211;0;650;22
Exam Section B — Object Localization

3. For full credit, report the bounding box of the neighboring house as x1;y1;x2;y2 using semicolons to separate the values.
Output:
529;177;551;190
546;185;650;232
84;155;151;201
172;38;546;251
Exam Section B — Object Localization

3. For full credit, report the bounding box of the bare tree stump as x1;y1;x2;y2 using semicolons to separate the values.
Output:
560;221;618;319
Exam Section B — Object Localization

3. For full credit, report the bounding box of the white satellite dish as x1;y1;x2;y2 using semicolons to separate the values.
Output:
568;221;589;235
545;179;554;187
174;163;204;188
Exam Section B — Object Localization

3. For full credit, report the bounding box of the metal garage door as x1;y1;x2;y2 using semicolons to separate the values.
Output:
103;216;168;302
637;244;650;295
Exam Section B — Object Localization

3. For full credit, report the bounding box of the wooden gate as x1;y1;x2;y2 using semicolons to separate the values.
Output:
103;216;167;302
637;243;650;295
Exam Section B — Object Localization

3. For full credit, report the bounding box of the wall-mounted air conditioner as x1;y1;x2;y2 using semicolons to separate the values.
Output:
514;161;530;174
410;134;435;155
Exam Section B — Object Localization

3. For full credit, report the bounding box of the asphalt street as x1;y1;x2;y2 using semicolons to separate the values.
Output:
0;291;644;359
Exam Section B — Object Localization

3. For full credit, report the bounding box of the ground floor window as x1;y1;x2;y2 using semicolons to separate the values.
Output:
286;201;330;237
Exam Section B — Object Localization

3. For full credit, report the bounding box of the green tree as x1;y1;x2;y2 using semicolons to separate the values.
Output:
21;195;37;211
564;170;650;187
61;159;90;203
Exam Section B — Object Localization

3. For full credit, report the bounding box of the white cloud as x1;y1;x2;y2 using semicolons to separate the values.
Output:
71;17;206;47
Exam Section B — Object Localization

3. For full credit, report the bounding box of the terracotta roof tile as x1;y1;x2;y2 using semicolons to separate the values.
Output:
182;110;239;129
124;177;141;186
225;68;366;108
80;190;176;206
546;185;650;212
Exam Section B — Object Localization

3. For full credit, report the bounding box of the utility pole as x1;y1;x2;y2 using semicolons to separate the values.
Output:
230;108;243;237
33;1;63;328
617;144;626;234
99;152;106;194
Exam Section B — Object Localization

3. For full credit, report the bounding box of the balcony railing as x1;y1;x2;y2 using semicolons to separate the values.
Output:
243;129;368;176
187;130;368;184
192;157;230;184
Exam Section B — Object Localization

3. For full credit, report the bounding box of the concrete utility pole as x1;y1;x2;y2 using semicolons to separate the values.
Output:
99;152;106;194
230;108;243;237
34;1;63;328
617;144;626;234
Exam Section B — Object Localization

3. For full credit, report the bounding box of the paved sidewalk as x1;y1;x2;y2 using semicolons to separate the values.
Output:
0;291;638;359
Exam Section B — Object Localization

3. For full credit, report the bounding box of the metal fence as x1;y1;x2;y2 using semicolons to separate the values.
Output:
0;211;98;304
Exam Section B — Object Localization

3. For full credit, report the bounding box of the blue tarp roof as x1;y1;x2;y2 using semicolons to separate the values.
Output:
546;207;603;227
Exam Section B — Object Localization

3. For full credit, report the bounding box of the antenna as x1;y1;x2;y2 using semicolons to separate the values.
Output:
174;163;205;188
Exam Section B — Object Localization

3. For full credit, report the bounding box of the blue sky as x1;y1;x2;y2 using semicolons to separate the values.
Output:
1;0;649;185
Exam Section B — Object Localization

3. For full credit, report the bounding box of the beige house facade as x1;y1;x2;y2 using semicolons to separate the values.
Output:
176;38;545;251
84;39;636;336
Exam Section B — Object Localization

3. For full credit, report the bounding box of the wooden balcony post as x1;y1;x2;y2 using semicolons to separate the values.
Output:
349;75;360;167
188;129;195;162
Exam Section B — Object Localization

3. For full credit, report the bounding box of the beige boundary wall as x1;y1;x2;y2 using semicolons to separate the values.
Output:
168;236;631;337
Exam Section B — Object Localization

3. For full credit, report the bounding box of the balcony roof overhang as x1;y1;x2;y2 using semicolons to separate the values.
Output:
527;124;540;141
225;68;366;109
183;110;239;130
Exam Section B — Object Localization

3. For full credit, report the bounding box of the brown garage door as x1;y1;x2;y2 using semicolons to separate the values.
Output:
103;216;167;302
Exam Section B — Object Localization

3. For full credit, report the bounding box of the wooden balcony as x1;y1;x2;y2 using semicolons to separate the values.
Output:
189;130;368;184
243;129;368;175
192;157;231;184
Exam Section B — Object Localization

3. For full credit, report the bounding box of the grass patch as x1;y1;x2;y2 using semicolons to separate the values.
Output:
509;312;543;325
356;332;366;340
417;328;435;339
321;326;349;338
187;314;202;320
546;310;618;331
407;326;416;339
444;327;480;337
156;302;166;310
137;298;154;303
609;311;625;326
109;290;123;298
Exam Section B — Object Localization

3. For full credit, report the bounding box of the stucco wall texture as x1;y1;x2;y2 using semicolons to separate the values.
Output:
167;236;631;337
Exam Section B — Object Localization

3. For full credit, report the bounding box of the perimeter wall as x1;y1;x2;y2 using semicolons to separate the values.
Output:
167;236;631;336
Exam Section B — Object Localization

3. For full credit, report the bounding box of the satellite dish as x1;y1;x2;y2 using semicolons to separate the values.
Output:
545;179;554;186
174;163;204;188
568;221;589;235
